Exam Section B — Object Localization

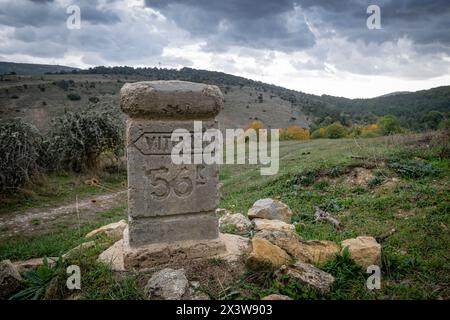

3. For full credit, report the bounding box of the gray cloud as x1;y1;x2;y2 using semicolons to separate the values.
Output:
0;0;449;80
144;0;450;49
144;0;316;51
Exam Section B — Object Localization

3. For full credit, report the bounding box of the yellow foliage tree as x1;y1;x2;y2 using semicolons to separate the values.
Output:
244;120;265;131
365;124;379;132
280;125;310;140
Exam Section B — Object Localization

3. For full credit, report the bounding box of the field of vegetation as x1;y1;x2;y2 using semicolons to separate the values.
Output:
0;130;448;300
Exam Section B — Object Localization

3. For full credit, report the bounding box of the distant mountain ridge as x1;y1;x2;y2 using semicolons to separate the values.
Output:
0;62;449;131
0;61;79;75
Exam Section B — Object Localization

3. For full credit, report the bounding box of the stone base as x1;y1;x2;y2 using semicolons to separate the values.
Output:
98;233;250;272
124;236;227;271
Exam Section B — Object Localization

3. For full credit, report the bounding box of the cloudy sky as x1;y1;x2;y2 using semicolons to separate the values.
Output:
1;0;450;98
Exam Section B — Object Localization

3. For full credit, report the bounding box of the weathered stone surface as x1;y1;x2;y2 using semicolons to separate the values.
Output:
12;257;58;272
123;227;226;270
120;81;223;119
219;213;252;234
261;294;292;300
295;240;339;265
217;233;251;264
0;260;22;299
120;81;224;249
254;230;339;265
144;268;189;300
246;238;291;270
215;208;230;217
63;241;96;259
253;218;295;232
128;212;219;247
341;236;381;269
98;239;125;272
248;198;292;223
86;219;127;241
275;262;335;294
103;232;245;271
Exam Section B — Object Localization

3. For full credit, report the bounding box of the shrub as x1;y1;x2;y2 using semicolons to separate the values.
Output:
388;160;440;179
88;96;100;103
54;80;70;91
244;120;265;132
0;119;42;193
325;122;347;139
67;92;81;101
311;127;326;139
377;115;402;135
43;111;124;172
280;126;310;140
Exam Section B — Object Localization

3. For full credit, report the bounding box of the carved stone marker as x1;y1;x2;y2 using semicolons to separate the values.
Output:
120;81;226;269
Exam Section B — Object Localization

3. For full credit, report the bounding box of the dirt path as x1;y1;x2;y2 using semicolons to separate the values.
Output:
0;190;127;239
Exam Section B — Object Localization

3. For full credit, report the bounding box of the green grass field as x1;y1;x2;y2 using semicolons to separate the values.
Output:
1;132;449;299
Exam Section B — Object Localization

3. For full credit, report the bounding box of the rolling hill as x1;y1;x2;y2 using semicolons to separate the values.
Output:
0;61;79;76
0;62;449;132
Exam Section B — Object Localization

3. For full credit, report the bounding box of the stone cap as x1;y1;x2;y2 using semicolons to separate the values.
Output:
120;80;224;119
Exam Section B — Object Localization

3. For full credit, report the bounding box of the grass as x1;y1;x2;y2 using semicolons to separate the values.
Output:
1;132;449;299
0;206;126;261
0;171;126;215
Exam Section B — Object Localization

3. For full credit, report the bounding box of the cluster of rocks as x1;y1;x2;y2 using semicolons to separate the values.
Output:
1;199;381;300
0;220;129;299
218;198;382;295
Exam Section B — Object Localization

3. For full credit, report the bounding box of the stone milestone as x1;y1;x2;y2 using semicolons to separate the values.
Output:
119;81;226;269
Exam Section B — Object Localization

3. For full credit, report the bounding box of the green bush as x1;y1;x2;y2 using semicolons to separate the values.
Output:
0;119;42;193
67;92;81;101
377;115;402;135
43;111;123;172
310;129;323;139
388;160;440;179
325;122;347;139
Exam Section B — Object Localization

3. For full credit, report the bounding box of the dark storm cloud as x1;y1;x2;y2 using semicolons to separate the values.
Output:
144;0;316;51
144;0;450;49
0;0;120;28
0;0;171;65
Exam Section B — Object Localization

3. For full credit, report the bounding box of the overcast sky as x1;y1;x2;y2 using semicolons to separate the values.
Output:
1;0;450;98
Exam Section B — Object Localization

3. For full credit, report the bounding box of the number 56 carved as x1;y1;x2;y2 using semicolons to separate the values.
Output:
146;166;194;200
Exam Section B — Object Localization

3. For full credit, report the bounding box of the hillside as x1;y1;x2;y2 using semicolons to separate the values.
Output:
0;63;449;131
1;134;449;299
0;61;79;75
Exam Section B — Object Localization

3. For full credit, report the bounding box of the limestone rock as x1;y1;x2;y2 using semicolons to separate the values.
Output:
144;268;189;300
341;236;381;269
98;239;125;272
63;241;96;260
215;208;230;217
261;294;293;300
248;198;292;223
218;233;251;264
219;213;252;234
12;257;58;272
275;261;335;294
253;218;295;232
0;260;22;299
254;230;339;265
86;220;127;241
246;238;291;270
295;240;340;265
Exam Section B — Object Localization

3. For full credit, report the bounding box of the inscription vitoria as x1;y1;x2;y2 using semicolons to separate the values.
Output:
132;132;174;155
132;132;207;155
